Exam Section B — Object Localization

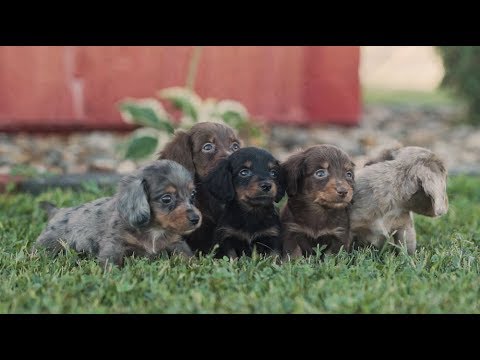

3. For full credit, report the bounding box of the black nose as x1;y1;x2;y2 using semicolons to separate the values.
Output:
188;212;200;225
260;182;272;192
337;188;348;197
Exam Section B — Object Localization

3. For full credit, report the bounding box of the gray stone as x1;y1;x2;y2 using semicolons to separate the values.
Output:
88;157;119;172
117;160;137;174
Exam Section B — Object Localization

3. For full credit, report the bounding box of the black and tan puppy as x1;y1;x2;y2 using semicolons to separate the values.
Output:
159;122;242;254
204;147;286;258
281;145;355;258
35;160;202;267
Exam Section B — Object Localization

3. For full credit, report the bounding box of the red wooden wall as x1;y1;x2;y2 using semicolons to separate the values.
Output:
0;46;361;131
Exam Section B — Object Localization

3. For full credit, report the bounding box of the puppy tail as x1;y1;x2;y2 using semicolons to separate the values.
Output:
39;201;59;219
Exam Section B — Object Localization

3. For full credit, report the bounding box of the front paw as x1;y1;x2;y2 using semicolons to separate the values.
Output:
167;241;194;258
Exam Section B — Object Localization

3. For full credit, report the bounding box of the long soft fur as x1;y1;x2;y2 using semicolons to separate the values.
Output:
35;160;202;267
158;121;242;254
281;145;356;258
350;146;449;255
204;147;286;258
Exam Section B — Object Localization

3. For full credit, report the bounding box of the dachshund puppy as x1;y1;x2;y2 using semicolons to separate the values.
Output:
350;146;448;255
35;160;202;267
204;147;286;258
281;145;355;258
159;122;242;254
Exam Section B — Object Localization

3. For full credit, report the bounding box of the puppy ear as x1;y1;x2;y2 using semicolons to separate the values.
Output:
204;159;235;202
414;162;448;217
282;152;305;197
117;173;151;228
158;130;195;175
275;165;287;203
364;146;401;166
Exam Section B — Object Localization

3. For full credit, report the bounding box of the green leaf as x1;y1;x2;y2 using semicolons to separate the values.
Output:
119;102;175;134
170;98;198;121
221;111;248;129
124;136;159;160
158;87;201;122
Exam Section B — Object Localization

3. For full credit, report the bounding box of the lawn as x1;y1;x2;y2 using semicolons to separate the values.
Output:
1;176;479;314
363;87;460;107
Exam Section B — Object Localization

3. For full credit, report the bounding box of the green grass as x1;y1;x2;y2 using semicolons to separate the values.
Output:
363;87;461;107
1;176;480;313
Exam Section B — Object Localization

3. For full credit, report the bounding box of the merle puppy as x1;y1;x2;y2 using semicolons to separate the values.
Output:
204;147;286;258
35;160;202;267
350;146;448;255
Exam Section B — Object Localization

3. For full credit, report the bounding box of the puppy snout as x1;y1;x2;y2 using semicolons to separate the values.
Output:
435;201;449;217
336;187;348;197
218;151;232;160
187;210;200;225
260;182;272;192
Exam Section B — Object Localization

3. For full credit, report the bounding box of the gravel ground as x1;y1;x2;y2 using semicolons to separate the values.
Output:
1;104;479;183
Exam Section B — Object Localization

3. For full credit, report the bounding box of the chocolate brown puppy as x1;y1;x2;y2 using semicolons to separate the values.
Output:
159;122;242;254
281;145;355;258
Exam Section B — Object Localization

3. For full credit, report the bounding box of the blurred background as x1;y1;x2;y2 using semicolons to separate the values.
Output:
0;46;478;192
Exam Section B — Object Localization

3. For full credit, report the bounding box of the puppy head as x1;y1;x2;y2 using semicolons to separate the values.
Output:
283;145;355;209
158;122;242;179
392;146;449;217
204;147;286;207
116;160;202;234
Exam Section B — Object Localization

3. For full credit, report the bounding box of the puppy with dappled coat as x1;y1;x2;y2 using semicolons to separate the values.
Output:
350;146;449;255
159;122;242;254
204;147;286;258
281;145;356;258
35;160;202;267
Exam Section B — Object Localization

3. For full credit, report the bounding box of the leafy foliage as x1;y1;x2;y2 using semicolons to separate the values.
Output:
436;46;480;123
118;88;264;161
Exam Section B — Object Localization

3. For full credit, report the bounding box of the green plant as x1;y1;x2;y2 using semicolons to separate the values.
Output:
436;46;480;123
118;48;265;160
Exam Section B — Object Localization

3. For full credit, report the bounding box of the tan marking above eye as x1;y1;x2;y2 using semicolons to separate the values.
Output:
244;160;252;168
165;186;177;194
321;162;329;169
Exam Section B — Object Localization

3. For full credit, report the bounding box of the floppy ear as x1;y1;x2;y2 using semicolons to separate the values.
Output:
117;173;151;228
204;159;235;202
275;165;287;203
282;152;305;197
412;161;449;217
364;146;401;166
158;130;195;175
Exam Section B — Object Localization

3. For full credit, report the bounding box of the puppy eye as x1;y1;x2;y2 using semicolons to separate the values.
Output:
239;169;252;177
161;195;172;204
314;169;328;178
202;143;215;153
269;170;278;178
231;142;240;152
190;190;197;199
346;171;354;179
